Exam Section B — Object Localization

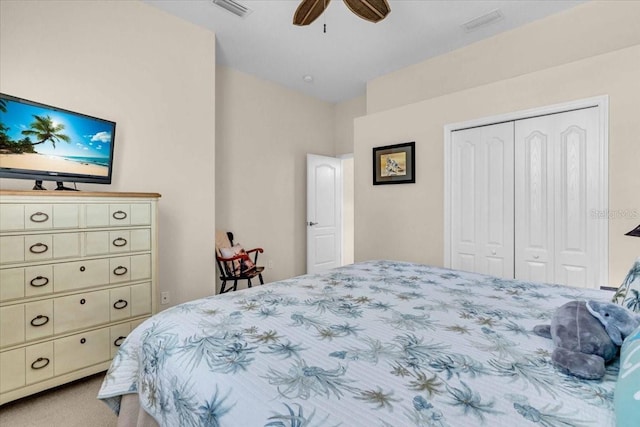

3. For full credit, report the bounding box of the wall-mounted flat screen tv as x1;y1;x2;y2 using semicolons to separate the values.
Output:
0;93;116;189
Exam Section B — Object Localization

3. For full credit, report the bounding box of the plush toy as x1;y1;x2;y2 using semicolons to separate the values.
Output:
585;300;640;346
533;300;640;380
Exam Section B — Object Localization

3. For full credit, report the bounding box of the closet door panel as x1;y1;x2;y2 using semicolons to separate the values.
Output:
451;123;514;278
515;121;554;283
516;107;600;288
451;135;478;272
483;134;514;278
554;108;599;287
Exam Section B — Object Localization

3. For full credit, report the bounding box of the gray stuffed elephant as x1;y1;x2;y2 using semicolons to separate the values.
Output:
533;300;640;380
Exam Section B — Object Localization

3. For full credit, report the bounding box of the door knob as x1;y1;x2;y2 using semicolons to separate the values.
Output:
308;221;318;226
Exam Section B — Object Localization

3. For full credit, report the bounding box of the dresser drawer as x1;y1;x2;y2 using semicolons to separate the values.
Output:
0;204;79;232
0;300;53;348
26;342;54;385
85;229;151;256
109;287;131;322
0;343;55;393
54;290;110;335
54;259;110;293
108;282;152;323
0;265;54;302
84;203;151;228
109;254;151;284
110;323;131;358
0;233;81;265
54;328;110;376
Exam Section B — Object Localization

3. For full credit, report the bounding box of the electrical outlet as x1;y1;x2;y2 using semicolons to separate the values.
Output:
161;291;170;305
268;259;274;269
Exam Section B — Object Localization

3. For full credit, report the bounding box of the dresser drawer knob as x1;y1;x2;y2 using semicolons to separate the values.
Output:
112;237;128;247
29;243;49;254
29;212;50;223
30;276;50;287
113;299;128;310
112;210;127;220
114;336;126;347
31;357;50;370
113;266;128;276
80;298;86;305
80;338;86;344
30;315;50;327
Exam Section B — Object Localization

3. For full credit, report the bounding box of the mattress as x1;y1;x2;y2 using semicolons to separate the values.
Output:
98;260;617;426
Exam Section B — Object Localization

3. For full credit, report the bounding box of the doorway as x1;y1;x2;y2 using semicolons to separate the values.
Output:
306;154;354;274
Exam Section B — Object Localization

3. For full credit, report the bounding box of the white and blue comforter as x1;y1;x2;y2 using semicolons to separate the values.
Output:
98;260;617;426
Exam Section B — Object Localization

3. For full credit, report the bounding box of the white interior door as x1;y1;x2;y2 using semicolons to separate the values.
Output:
515;117;555;283
445;97;608;289
515;107;601;287
307;154;342;274
450;123;514;278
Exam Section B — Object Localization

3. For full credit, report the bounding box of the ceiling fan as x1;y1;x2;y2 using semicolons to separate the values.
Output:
293;0;391;26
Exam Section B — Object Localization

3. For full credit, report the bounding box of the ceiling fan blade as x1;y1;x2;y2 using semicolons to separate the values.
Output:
293;0;332;26
343;0;390;23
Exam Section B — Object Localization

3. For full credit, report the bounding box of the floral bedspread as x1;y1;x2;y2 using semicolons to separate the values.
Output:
98;260;617;426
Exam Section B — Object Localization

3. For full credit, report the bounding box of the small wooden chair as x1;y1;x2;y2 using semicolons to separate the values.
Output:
215;231;265;293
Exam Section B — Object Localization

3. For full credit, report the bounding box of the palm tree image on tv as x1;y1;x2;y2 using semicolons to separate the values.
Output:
21;115;71;149
0;96;113;177
0;114;71;155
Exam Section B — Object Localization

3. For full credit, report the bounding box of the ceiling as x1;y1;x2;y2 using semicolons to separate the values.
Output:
145;0;584;104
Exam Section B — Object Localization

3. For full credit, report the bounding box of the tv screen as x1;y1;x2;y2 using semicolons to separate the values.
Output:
0;93;115;188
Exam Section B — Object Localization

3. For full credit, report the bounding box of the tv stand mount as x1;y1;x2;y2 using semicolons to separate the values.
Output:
31;180;79;191
55;181;78;191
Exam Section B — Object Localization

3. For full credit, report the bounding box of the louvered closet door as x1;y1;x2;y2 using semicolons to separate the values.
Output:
450;123;514;278
515;107;601;287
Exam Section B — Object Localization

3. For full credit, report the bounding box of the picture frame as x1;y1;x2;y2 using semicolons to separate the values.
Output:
372;141;415;185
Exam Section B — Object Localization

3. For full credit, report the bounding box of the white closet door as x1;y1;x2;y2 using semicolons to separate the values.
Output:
451;123;514;278
514;116;555;283
515;107;601;287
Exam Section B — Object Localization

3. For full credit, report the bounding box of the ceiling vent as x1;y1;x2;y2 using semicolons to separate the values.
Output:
211;0;252;18
461;9;504;32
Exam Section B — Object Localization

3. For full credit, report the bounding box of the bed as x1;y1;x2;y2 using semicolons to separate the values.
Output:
98;260;619;426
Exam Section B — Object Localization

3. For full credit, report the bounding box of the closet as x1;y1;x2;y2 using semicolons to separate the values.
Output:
446;101;607;289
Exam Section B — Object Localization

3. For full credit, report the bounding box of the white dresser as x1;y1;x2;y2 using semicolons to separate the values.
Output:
0;190;160;405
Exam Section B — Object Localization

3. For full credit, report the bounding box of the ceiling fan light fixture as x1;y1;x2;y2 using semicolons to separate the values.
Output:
293;0;390;26
303;75;314;83
461;9;504;32
211;0;252;18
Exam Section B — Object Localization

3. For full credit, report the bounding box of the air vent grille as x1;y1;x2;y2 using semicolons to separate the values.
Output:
461;9;504;32
212;0;252;18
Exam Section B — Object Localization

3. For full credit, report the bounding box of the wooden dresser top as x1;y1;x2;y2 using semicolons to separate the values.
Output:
0;190;161;198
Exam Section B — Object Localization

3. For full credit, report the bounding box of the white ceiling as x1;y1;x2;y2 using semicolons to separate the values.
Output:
145;0;584;104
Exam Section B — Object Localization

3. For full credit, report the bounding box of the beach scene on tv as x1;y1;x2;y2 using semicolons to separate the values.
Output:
0;96;113;177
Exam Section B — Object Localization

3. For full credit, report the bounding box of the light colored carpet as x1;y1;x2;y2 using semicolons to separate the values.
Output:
0;372;117;427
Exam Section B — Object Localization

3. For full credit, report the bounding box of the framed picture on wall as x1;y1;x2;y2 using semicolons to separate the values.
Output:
373;141;415;185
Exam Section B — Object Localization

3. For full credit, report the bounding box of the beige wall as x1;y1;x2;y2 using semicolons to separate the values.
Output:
354;44;640;286
0;0;217;305
333;97;363;267
215;66;335;288
334;95;366;155
341;156;354;265
367;1;640;114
